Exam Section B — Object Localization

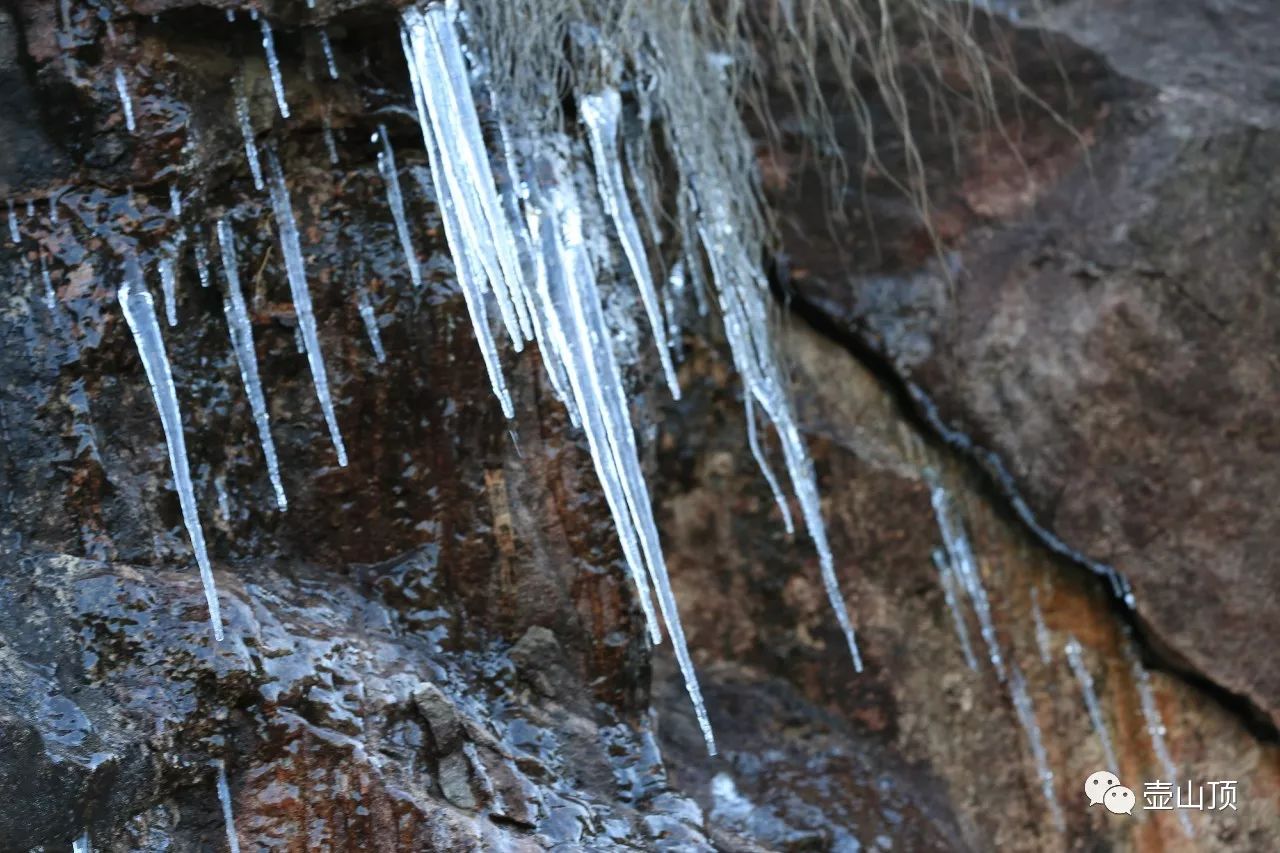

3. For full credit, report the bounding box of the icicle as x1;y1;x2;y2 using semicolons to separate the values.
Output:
932;548;978;669
249;9;259;21
1064;636;1119;772
215;759;242;853
114;68;136;132
71;831;91;853
401;21;516;416
356;289;387;364
663;260;686;364
6;200;19;243
37;255;56;312
319;30;339;79
233;81;265;191
1008;664;1065;832
25;199;34;218
158;256;179;326
581;89;681;400
264;149;348;466
321;113;340;165
1124;633;1194;837
225;9;235;22
260;18;290;119
49;196;59;224
193;232;212;289
118;258;224;641
374;125;422;288
400;5;530;348
928;477;1003;679
217;219;288;511
59;0;73;35
526;164;715;754
168;184;183;218
744;394;794;535
1030;587;1052;665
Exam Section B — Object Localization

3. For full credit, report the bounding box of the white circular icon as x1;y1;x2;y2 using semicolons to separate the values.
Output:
1104;785;1136;815
1084;770;1121;806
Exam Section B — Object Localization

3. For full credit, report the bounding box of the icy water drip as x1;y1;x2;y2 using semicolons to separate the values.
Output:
928;477;1004;679
193;233;212;289
114;68;136;132
1008;664;1065;832
264;149;349;467
1124;633;1195;837
260;18;290;119
6;200;18;243
401;4;530;349
217;219;288;511
233;82;265;191
71;832;91;853
319;30;339;79
215;760;242;853
932;548;978;670
745;394;794;535
356;289;388;363
374;125;422;288
1064;636;1119;773
158;256;178;326
118;260;223;641
1030;587;1052;665
580;89;681;400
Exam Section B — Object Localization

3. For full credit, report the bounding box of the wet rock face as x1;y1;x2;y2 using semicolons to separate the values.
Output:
1;1;1278;852
779;0;1280;730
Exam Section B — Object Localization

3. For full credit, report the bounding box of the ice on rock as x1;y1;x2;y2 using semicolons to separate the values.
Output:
158;255;179;326
215;759;242;853
1008;664;1065;831
1064;635;1119;773
928;476;1003;679
260;18;290;119
6;199;19;243
580;89;681;399
374;125;422;288
1030;587;1053;665
71;832;91;853
217;218;288;511
321;113;340;165
114;68;136;132
932;548;978;670
118;258;224;641
1124;631;1195;837
264;150;348;466
356;289;388;364
319;30;339;80
233;81;265;191
193;229;212;289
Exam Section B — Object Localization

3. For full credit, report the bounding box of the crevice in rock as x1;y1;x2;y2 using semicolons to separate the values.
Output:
771;257;1280;746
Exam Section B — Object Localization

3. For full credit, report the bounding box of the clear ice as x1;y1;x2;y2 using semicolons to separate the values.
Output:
319;30;339;79
1008;664;1065;831
264;149;349;467
158;256;178;326
217;219;289;511
1124;632;1195;837
932;548;978;669
118;258;224;641
357;289;388;363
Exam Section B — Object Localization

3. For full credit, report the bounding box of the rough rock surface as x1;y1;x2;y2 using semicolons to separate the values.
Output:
781;0;1280;731
0;1;1277;852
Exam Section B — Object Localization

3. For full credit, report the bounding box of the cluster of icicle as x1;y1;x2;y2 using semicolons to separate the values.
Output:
929;475;1193;838
100;0;866;755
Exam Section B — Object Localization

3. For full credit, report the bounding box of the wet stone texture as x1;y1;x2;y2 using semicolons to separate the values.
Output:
0;1;1277;852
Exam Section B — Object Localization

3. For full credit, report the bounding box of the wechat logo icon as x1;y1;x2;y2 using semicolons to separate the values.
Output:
1084;770;1135;815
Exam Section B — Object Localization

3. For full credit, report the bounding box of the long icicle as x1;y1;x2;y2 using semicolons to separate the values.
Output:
580;89;681;399
215;759;243;853
216;219;288;511
118;257;223;641
264;149;349;466
374;124;422;288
